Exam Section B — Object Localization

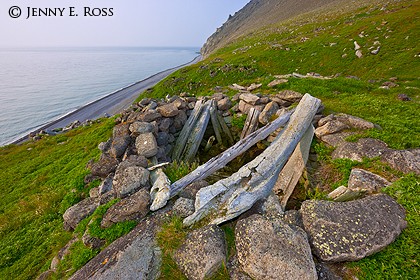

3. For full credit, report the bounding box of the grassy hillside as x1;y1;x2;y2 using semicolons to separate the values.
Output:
0;119;114;279
0;0;419;279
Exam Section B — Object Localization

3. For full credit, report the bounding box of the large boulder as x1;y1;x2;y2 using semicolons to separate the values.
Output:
112;163;150;198
101;188;151;228
63;198;99;231
69;208;172;280
300;194;407;262
174;225;227;280
235;214;317;280
135;132;158;158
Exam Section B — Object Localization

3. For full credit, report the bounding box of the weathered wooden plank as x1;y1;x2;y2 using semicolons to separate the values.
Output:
184;93;321;226
209;100;223;145
179;100;212;162
217;114;234;146
240;107;261;139
172;100;204;161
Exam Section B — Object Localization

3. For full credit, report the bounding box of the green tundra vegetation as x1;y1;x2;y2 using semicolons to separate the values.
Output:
0;0;419;279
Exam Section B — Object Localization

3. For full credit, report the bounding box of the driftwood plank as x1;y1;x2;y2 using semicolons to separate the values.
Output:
149;109;294;211
217;114;234;146
179;100;211;162
172;100;204;161
183;93;321;226
240;107;260;139
209;100;223;145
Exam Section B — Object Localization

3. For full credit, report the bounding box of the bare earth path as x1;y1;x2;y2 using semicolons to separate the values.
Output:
12;55;201;144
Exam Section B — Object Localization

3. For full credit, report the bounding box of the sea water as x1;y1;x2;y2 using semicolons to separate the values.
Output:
0;47;199;146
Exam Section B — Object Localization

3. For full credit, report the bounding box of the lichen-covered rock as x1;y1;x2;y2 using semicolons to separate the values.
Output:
276;90;303;102
101;188;151;228
179;180;209;200
159;118;174;132
98;173;114;195
332;138;420;175
174;225;226;280
63;198;99;231
318;132;355;147
227;255;252;280
135;132;158;158
124;154;148;168
157;103;179;117
348;168;391;194
268;79;288;87
300;194;407;262
315;120;349;138
109;124;131;159
90;154;119;178
138;110;162;122
332;138;388;161
112;163;150;198
217;97;232;111
173;110;188;130
173;197;195;218
235;214;317;280
129;121;154;135
156;132;170;146
334;113;375;130
259;101;279;125
238;100;264;114
69;209;170;280
51;237;79;270
239;93;260;105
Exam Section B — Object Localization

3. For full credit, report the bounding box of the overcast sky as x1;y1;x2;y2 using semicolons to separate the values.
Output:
0;0;249;48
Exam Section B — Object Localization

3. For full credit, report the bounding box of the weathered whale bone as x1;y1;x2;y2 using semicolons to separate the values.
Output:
184;93;321;226
150;108;294;211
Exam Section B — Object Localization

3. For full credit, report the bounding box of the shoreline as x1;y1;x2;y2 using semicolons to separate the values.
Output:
9;55;202;145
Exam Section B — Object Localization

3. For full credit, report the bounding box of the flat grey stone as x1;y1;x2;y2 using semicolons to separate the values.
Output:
135;132;158;158
172;197;195;218
348;168;391;194
235;214;317;280
113;163;150;198
300;194;407;262
174;225;226;280
101;188;151;228
69;207;172;280
63;198;98;231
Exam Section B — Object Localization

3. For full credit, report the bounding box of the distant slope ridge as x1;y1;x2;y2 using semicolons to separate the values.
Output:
201;0;343;57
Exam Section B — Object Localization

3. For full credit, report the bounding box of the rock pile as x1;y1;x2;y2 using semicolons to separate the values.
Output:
47;89;413;280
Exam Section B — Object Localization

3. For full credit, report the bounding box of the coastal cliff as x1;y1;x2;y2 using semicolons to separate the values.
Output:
201;0;342;57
